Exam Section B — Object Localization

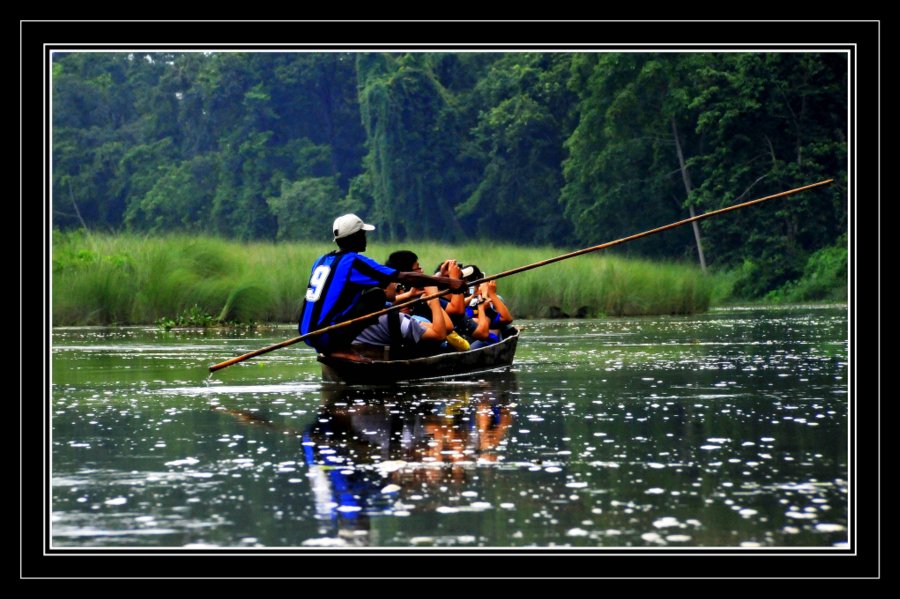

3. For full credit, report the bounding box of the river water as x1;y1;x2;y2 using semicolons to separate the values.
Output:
50;305;849;549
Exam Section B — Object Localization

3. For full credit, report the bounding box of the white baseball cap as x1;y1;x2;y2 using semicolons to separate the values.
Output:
332;214;375;240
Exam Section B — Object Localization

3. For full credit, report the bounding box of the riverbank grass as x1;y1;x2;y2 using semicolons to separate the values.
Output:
53;232;720;326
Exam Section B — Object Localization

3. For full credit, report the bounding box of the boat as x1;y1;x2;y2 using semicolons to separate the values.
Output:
317;327;520;385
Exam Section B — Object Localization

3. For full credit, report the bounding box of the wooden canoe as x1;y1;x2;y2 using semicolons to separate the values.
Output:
318;327;520;385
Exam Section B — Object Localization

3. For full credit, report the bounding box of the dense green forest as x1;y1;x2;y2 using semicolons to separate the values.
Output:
52;51;848;299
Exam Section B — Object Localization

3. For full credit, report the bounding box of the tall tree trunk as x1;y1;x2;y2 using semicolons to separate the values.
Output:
671;117;707;272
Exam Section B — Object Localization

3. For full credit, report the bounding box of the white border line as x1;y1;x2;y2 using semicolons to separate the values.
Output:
44;42;856;559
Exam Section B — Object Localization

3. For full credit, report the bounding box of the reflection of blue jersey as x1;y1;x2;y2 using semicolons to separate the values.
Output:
300;251;397;350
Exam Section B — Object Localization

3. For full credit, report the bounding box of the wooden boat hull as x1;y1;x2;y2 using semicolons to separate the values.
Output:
318;328;519;385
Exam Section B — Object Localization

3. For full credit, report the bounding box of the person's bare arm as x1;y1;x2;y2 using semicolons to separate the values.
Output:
442;260;466;316
483;281;513;324
470;298;491;341
396;271;464;294
439;303;454;331
419;286;448;341
394;287;423;303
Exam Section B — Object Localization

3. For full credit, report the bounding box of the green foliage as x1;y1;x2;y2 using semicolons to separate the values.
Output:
156;304;216;331
124;154;217;232
52;51;848;299
53;233;726;325
458;54;575;245
267;177;342;240
358;54;466;241
377;240;715;317
53;52;366;238
562;54;709;262
217;283;272;323
560;52;846;296
763;235;848;303
686;53;847;277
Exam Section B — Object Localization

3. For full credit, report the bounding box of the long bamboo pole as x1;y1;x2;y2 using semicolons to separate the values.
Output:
208;179;833;373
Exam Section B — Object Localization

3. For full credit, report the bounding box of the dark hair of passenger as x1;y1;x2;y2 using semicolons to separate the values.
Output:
386;250;419;272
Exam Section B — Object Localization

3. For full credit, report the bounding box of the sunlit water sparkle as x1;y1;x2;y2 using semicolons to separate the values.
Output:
51;306;848;548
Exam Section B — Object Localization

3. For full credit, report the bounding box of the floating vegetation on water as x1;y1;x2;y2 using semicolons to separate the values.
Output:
156;304;216;331
155;304;271;332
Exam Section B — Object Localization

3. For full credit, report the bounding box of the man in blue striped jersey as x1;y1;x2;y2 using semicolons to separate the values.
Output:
299;214;464;355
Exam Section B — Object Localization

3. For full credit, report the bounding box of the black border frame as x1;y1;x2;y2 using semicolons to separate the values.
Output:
23;19;880;580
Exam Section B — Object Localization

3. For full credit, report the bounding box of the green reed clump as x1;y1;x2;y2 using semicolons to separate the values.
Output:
53;233;308;326
235;241;323;324
52;232;720;325
53;231;137;325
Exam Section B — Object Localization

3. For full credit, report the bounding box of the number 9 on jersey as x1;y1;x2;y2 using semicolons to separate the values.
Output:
305;265;331;302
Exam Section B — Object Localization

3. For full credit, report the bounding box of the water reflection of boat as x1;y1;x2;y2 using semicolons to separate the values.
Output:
302;376;518;545
215;375;518;546
317;327;520;385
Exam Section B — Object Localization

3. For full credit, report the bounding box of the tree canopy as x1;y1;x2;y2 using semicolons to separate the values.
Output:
52;50;848;297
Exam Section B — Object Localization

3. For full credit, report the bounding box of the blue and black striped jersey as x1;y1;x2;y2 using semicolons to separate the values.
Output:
299;251;398;349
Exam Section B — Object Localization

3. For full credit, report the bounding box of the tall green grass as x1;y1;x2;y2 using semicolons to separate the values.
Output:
403;242;715;318
52;232;720;326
